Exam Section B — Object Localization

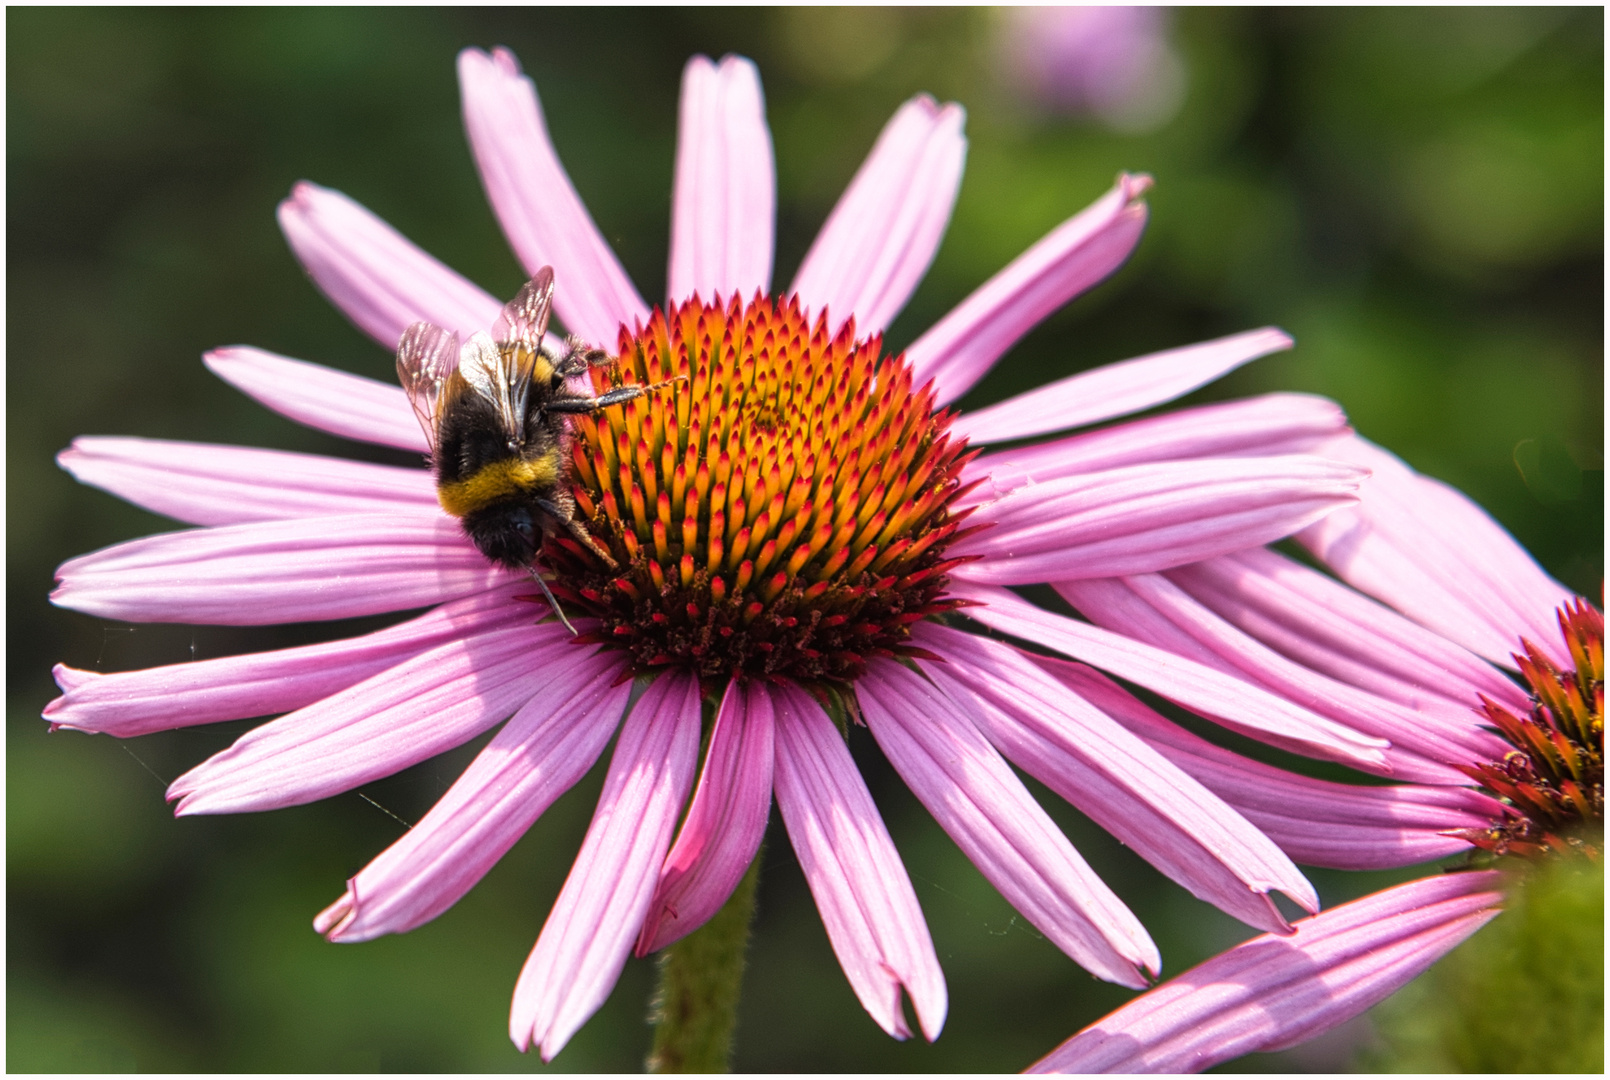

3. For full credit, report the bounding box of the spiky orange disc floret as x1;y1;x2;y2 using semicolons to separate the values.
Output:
542;293;980;684
1458;598;1604;860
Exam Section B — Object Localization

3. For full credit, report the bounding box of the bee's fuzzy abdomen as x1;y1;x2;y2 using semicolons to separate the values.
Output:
437;453;562;519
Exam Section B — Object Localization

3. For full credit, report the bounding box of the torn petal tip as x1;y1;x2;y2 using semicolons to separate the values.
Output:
313;890;357;938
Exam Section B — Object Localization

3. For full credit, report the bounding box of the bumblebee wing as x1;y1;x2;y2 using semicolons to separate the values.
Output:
457;330;531;446
494;266;555;349
396;321;460;456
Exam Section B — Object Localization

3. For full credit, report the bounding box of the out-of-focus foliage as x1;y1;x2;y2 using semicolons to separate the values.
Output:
8;8;1601;1073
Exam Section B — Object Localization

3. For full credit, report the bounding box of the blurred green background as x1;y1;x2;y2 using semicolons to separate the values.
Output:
8;7;1601;1073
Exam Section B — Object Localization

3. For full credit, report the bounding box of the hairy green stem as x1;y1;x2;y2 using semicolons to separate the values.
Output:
645;850;763;1073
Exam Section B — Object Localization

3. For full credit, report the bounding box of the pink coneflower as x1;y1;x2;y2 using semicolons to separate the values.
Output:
47;49;1377;1060
1024;433;1601;1071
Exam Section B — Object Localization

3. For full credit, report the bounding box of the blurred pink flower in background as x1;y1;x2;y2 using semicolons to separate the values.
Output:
1023;433;1600;1071
46;46;1375;1061
997;6;1187;132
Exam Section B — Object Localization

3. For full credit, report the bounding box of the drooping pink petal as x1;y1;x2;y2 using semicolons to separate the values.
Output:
59;436;437;526
52;512;513;626
458;47;650;346
789;95;966;337
168;619;570;815
906;173;1150;407
316;652;632;942
1168;548;1532;718
204;347;426;452
637;678;774;955
277;181;503;347
510;672;701;1060
912;623;1315;934
961;393;1350;501
1039;658;1503;870
951;455;1364;584
45;582;539;737
667;55;774;303
1056;575;1505;783
1300;435;1575;669
770;681;946;1042
954;328;1293;444
1029;871;1504;1073
951;582;1389;769
859;658;1160;989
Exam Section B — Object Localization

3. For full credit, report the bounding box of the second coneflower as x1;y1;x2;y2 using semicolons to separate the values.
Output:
1028;434;1601;1072
48;47;1379;1061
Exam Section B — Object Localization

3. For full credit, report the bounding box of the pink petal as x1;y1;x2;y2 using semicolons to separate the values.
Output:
510;671;701;1060
951;456;1364;584
45;582;538;737
1039;658;1502;871
859;658;1160;989
636;678;774;955
204;347;426;452
961;393;1350;500
315;652;632;942
789;95;966;337
1029;872;1504;1073
770;681;946;1042
667;55;775;303
912;624;1315;934
1300;435;1575;669
954;328;1294;444
52;513;514;626
950;582;1389;769
277;181;503;347
906;173;1151;407
1056;574;1504;783
458;47;649;346
167;620;570;815
59;436;436;526
1169;548;1532;718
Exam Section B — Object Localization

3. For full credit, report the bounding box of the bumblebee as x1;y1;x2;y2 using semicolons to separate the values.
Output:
397;266;674;629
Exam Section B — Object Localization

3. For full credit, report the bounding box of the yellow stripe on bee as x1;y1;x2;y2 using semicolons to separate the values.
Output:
530;354;555;384
438;453;561;518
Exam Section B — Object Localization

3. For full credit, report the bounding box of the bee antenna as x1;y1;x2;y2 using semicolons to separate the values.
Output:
526;565;579;635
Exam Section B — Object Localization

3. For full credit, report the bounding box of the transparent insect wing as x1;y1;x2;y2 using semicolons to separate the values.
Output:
396;321;460;455
458;331;529;445
495;265;555;349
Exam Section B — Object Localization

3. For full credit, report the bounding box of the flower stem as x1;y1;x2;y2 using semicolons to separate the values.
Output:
645;849;763;1073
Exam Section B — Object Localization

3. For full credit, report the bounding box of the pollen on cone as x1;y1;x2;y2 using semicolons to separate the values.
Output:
545;294;973;682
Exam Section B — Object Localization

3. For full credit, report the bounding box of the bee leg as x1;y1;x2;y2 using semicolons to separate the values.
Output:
525;565;579;636
547;375;688;414
546;386;645;412
536;497;620;571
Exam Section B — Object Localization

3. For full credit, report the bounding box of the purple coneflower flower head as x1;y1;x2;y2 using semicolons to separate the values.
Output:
47;48;1373;1060
997;6;1187;132
1026;433;1601;1070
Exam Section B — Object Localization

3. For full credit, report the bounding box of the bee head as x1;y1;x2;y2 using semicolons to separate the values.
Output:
462;502;541;568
